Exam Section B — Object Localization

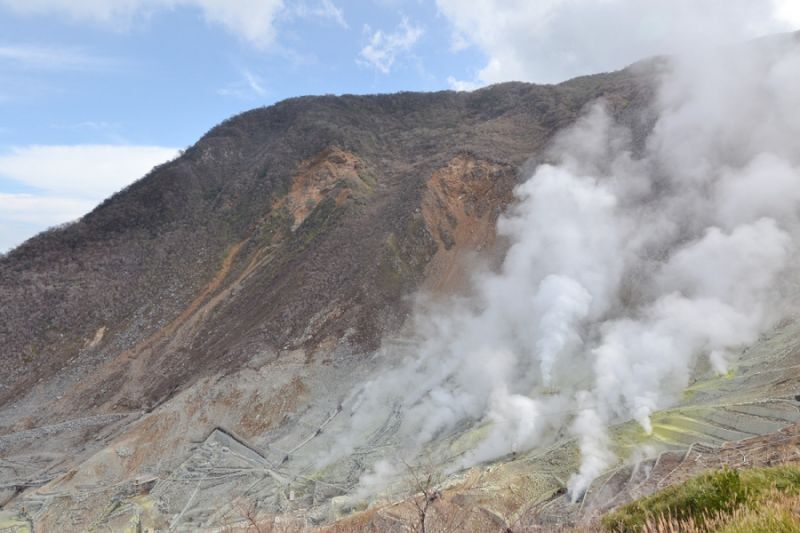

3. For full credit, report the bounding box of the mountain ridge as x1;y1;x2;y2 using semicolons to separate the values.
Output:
0;60;679;530
0;64;655;414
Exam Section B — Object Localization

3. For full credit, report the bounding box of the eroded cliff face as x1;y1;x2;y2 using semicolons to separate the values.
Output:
0;64;687;530
421;155;515;294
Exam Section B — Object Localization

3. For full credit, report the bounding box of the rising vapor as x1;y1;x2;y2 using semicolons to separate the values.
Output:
326;33;800;500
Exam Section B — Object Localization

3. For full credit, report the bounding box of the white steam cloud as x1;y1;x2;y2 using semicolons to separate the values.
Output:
328;34;800;500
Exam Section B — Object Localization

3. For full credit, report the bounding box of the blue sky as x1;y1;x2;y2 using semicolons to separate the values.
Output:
1;0;798;252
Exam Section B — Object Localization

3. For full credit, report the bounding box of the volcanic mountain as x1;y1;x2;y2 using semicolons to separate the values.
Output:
3;34;800;532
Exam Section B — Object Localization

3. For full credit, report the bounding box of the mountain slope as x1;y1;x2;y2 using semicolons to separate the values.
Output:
0;70;655;418
0;67;660;529
4;35;800;529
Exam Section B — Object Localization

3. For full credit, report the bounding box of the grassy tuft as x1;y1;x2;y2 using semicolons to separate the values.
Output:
602;465;800;532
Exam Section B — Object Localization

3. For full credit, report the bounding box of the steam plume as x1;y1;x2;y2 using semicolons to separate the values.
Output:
329;34;800;499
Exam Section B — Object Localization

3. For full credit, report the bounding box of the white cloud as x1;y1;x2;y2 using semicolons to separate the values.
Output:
0;0;138;23
436;0;799;85
775;0;800;26
193;0;284;48
358;17;423;74
217;68;268;99
0;44;111;70
0;144;179;198
0;144;178;252
446;75;479;91
0;193;94;225
293;0;348;29
0;194;96;252
243;69;267;95
0;0;285;49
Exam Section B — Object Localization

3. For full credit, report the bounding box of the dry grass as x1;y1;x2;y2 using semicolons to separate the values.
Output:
603;465;800;532
634;489;800;532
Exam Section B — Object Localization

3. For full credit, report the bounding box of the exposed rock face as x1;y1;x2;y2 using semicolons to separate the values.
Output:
421;154;516;293
8;58;789;531
281;147;373;230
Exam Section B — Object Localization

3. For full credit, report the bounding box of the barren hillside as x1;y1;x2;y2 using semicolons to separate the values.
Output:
3;36;800;532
